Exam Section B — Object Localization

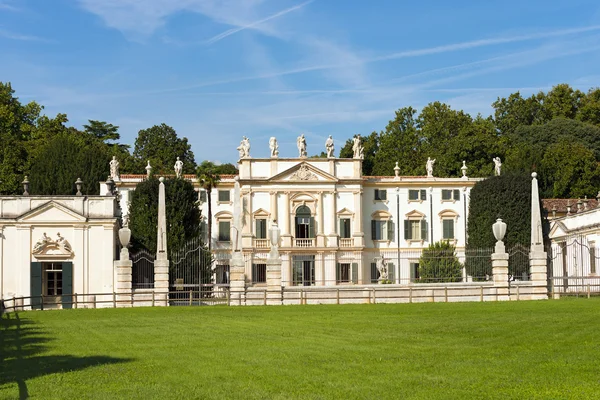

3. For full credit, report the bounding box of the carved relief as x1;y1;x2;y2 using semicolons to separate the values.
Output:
32;232;73;256
290;165;318;181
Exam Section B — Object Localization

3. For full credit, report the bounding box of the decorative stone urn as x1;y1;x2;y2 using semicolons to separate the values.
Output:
492;218;507;254
119;226;131;260
268;220;281;261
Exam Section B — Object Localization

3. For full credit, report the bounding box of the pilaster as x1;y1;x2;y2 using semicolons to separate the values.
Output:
352;190;364;247
229;252;246;305
266;258;282;305
491;252;510;301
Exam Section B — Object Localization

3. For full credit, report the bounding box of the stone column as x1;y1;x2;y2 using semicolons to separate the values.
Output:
316;191;325;247
242;190;253;248
281;191;292;247
266;258;282;305
114;226;132;307
154;177;170;306
352;190;364;247
328;190;338;247
529;172;548;300
492;218;510;301
229;252;246;306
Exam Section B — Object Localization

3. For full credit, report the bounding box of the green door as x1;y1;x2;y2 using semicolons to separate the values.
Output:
62;262;73;309
30;262;43;310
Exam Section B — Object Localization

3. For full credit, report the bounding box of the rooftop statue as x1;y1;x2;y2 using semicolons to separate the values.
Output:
269;137;279;158
297;134;307;157
325;135;335;158
426;157;436;178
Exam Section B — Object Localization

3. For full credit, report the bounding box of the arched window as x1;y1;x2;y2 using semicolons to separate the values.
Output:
295;205;314;239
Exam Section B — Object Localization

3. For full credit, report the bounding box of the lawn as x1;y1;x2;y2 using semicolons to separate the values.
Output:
1;299;600;399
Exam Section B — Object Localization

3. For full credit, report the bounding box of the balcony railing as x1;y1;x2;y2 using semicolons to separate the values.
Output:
294;238;315;247
254;239;269;249
339;238;353;247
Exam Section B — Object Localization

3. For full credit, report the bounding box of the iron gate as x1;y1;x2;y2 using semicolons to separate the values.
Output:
131;249;155;289
169;237;216;303
548;237;600;296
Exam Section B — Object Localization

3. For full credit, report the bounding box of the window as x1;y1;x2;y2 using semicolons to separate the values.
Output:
404;219;428;241
200;220;207;242
216;264;230;284
293;255;315;286
218;190;230;202
218;221;231;242
371;220;394;241
339;218;351;239
442;219;455;239
295;205;314;239
255;219;267;239
371;262;380;283
590;242;596;275
374;189;387;201
199;190;207;202
408;189;427;201
252;263;266;284
410;262;420;282
44;262;63;296
441;189;460;201
337;263;358;284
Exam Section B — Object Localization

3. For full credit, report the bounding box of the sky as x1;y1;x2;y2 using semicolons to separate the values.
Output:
1;0;600;165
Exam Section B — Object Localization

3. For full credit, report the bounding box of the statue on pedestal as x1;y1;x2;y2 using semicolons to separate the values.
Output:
269;137;279;158
426;157;436;178
377;257;388;281
237;136;251;158
352;134;364;159
174;157;183;178
493;157;502;176
109;156;120;181
325;135;335;158
297;134;307;157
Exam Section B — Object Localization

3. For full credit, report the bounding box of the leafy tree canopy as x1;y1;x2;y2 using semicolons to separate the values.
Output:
128;177;201;258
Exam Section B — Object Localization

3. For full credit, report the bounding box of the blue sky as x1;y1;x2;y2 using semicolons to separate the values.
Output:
2;0;600;165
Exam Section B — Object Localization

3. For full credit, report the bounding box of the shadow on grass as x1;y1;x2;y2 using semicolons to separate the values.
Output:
0;312;132;399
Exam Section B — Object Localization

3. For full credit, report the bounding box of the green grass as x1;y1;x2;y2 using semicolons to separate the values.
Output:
2;299;600;399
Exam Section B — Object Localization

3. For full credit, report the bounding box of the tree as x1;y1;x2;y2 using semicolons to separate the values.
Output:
128;176;201;257
465;175;532;278
372;107;421;176
83;120;120;142
213;163;239;175
196;161;221;251
418;241;463;283
132;124;196;174
29;133;111;195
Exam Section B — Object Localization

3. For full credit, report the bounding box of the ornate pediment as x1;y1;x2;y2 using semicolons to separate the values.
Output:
32;232;74;259
268;162;338;183
17;201;87;223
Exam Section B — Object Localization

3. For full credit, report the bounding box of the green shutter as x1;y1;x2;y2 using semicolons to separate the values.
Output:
199;190;207;202
351;263;358;283
293;260;302;285
309;217;315;238
62;262;73;309
371;262;378;283
388;262;395;283
371;220;377;240
336;263;340;284
421;219;428;241
30;262;43;310
380;190;387;201
453;189;460;201
387;220;394;242
448;220;454;239
404;220;411;240
340;219;346;238
420;189;427;201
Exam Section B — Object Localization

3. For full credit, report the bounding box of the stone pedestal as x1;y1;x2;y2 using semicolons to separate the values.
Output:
266;258;283;305
530;246;548;300
114;253;133;308
491;252;510;301
282;234;293;248
229;251;246;306
154;258;170;306
327;234;339;248
316;234;326;247
352;232;365;247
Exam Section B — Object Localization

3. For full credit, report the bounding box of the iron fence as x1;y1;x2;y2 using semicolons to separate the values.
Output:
548;236;600;296
131;249;155;289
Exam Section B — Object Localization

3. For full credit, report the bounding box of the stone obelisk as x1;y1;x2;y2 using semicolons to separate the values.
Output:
529;172;548;299
229;177;246;305
154;177;170;306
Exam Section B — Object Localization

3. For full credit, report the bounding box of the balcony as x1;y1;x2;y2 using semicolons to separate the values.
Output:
254;239;269;249
294;238;315;247
339;238;353;247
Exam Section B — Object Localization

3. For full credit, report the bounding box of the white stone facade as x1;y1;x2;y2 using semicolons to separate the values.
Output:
116;157;479;287
0;196;118;307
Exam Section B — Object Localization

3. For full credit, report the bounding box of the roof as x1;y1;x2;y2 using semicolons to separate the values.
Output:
543;198;599;213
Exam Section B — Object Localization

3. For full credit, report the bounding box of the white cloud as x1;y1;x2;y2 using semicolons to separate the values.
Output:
0;28;53;42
